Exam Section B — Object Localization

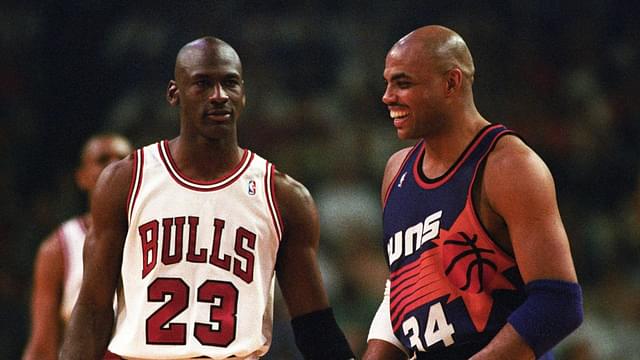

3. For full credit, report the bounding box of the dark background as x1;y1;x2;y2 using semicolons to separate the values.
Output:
2;1;639;358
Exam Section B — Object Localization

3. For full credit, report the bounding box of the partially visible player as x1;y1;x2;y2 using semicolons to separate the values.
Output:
22;134;133;360
59;37;354;359
363;25;583;359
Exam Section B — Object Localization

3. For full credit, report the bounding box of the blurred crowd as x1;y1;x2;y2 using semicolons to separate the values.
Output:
1;1;639;359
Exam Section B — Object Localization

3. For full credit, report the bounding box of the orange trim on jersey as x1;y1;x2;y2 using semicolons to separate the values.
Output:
412;124;503;190
383;141;424;209
127;148;144;223
265;162;284;241
158;140;254;192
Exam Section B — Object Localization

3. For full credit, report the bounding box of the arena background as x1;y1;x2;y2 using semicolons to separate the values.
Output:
1;1;639;358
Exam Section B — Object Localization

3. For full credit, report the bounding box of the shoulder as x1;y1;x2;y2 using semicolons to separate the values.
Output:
98;154;135;190
486;135;552;185
92;154;136;214
381;146;415;201
385;146;414;175
36;230;65;266
272;169;316;223
484;134;556;209
272;169;311;196
33;225;66;281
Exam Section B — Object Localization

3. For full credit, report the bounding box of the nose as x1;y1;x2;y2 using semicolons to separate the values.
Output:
382;84;395;105
209;82;229;103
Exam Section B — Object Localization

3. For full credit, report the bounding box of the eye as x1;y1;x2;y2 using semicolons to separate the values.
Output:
223;78;241;88
396;81;412;89
195;79;210;88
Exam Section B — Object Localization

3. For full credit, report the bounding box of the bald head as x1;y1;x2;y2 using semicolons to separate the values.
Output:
174;37;242;80
392;25;475;83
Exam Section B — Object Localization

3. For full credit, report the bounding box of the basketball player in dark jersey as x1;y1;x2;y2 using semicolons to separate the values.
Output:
363;25;582;359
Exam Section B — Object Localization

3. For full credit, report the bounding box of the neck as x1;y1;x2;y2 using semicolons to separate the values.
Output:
169;136;242;181
420;112;489;179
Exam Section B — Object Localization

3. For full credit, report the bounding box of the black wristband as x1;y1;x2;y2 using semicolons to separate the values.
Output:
291;307;355;360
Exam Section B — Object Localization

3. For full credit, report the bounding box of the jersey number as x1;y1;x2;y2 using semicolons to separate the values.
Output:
146;277;238;346
403;302;455;351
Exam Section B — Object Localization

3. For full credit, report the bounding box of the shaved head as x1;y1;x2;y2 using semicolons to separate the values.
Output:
174;37;242;81
391;25;475;83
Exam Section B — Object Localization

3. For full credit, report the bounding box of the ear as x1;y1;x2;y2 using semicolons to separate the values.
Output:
445;68;463;96
166;80;179;106
75;166;90;192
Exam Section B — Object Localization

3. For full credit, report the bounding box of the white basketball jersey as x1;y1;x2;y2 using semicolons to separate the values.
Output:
57;216;88;323
108;141;283;359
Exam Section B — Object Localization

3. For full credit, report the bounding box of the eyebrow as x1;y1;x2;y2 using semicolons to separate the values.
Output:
388;72;411;81
191;71;241;79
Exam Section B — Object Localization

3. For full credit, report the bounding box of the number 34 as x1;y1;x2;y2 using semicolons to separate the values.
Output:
146;277;238;347
403;302;455;351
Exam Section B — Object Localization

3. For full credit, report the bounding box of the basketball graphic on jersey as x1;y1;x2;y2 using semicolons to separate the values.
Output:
442;231;498;293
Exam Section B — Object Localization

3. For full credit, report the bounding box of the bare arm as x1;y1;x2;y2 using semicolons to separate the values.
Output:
363;340;408;360
470;136;578;359
22;234;65;360
273;170;354;359
364;148;413;360
274;170;329;317
59;157;133;359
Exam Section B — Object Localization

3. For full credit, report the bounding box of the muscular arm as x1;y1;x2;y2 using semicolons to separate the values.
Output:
22;234;65;360
470;136;579;359
59;158;132;359
364;148;412;360
273;170;354;359
274;170;329;317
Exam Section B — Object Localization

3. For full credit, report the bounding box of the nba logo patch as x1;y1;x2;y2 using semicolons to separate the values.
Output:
248;180;256;195
398;172;407;188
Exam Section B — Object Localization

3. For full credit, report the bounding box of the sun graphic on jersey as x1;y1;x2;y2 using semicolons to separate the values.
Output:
435;219;516;333
390;210;516;334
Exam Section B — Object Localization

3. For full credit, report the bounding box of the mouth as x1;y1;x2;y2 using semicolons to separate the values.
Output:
205;109;232;122
390;109;409;127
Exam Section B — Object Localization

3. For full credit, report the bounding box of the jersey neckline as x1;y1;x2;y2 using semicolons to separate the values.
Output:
158;140;254;192
413;124;503;189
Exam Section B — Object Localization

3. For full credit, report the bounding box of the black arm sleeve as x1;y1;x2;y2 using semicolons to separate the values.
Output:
291;307;355;360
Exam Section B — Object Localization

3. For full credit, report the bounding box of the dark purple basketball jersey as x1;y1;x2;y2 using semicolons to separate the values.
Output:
382;124;540;359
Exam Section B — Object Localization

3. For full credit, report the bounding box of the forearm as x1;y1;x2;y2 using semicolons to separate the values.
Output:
472;280;583;359
468;323;534;360
59;304;114;359
363;339;408;360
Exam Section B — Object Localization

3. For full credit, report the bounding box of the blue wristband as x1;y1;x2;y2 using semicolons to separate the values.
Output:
507;279;583;358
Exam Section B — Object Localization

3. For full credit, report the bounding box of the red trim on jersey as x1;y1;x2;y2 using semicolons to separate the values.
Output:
265;163;284;241
158;140;253;192
466;130;518;257
382;142;423;209
412;124;504;190
127;148;144;222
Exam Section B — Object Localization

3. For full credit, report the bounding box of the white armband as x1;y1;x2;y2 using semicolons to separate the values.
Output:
367;280;409;356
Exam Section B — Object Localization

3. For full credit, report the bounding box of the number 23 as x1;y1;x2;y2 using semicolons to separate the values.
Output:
146;277;238;347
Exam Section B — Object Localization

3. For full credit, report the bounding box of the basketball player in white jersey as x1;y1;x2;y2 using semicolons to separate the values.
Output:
60;37;355;360
22;134;133;360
